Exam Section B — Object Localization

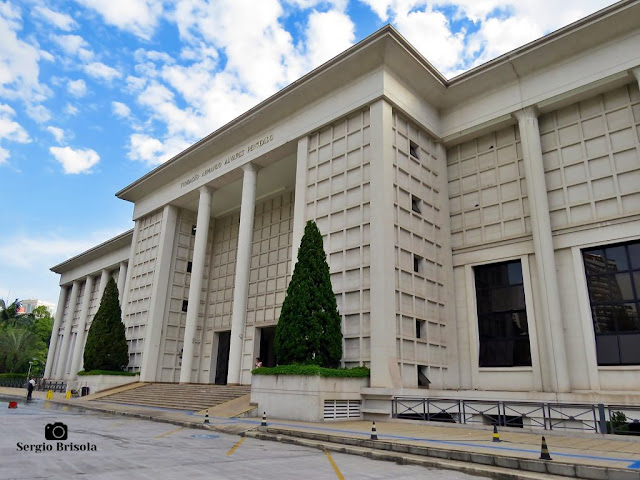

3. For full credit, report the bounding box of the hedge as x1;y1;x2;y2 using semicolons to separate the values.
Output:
251;365;369;378
0;373;28;379
77;370;139;376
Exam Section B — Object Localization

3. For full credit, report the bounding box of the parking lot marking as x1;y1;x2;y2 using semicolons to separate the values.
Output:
154;427;184;439
226;437;245;456
325;451;345;480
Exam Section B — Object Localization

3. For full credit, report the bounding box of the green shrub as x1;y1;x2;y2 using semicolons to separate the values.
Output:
0;372;28;379
83;278;129;372
252;365;369;378
77;370;139;376
274;220;342;367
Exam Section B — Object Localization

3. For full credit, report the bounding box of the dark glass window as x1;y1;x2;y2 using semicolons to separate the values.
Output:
187;261;193;273
191;225;196;235
409;141;419;159
582;240;640;365
181;300;188;312
474;260;531;367
413;255;422;273
411;195;421;214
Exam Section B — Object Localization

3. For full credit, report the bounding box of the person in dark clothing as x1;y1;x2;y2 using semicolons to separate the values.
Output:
26;377;35;401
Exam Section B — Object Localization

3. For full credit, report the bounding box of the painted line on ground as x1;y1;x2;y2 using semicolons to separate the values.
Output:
154;426;184;439
226;437;245;456
325;450;345;480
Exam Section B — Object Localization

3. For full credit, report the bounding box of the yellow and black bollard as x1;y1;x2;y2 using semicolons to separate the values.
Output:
492;424;501;442
204;409;210;424
370;421;378;440
539;436;552;460
261;411;267;427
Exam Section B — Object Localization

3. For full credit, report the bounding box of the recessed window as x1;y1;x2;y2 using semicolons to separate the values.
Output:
474;260;531;367
191;225;197;235
582;241;640;365
417;365;430;387
181;300;188;312
416;319;424;339
413;255;422;274
187;261;193;273
409;141;419;159
411;195;421;214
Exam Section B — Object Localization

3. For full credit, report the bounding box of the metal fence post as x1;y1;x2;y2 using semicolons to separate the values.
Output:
597;404;607;435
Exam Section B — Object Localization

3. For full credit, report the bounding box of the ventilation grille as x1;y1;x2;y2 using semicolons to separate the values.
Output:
323;400;361;420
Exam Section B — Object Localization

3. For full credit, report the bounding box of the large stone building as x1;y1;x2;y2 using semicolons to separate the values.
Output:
46;1;640;407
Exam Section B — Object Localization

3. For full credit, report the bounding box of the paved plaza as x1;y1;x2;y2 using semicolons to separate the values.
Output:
1;398;479;480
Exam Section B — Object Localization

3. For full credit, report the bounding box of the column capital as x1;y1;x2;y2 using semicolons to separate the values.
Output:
631;67;640;84
241;161;259;174
512;105;540;123
198;185;213;196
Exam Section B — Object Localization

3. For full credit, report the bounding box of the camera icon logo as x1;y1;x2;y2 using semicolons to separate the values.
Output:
45;422;68;441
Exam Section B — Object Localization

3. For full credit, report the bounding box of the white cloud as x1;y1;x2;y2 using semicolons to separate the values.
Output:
0;103;30;143
305;9;355;68
67;78;87;97
112;101;131;118
49;146;100;174
0;3;49;102
75;0;163;40
84;61;122;81
128;133;190;165
25;103;50;123
32;6;77;31
64;103;79;115
46;126;65;143
0;145;8;165
51;34;93;60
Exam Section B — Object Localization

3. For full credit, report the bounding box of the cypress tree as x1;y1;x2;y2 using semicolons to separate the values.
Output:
83;278;129;372
274;220;343;367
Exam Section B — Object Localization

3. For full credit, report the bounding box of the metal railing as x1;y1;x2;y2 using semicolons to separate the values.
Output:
392;397;640;435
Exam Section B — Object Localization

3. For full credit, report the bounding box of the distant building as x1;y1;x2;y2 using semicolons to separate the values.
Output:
46;1;640;413
18;299;55;316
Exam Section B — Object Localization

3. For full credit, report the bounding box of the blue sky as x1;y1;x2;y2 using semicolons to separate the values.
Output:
0;0;617;306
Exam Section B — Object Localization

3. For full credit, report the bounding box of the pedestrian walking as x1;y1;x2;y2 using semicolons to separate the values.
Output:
26;377;35;401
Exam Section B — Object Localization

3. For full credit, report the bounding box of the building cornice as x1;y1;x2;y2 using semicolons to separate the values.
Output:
50;229;133;274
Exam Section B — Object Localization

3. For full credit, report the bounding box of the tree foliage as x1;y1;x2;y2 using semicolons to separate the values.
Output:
274;220;343;368
0;299;52;374
83;278;129;372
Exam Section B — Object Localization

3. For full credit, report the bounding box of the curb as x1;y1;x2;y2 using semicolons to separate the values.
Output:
254;427;640;480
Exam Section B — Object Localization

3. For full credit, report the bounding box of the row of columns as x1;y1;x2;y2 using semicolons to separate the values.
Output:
43;262;128;381
179;162;258;384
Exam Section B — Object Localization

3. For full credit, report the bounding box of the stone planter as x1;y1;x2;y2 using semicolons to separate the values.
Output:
251;374;369;422
73;374;138;395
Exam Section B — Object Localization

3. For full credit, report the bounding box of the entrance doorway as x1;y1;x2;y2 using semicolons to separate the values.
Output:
258;326;277;367
214;331;231;385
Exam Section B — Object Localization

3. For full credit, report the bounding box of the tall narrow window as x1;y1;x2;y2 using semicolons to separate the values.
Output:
474;260;531;367
411;195;421;214
191;225;197;235
186;261;193;273
413;255;422;274
181;300;189;312
582;241;640;365
409;141;419;159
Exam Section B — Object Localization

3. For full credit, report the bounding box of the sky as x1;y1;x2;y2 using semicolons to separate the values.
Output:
0;0;619;307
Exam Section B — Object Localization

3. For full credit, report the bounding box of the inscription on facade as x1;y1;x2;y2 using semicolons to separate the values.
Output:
180;134;274;189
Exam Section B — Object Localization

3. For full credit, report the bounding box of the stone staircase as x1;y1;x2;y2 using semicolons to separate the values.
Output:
96;383;251;411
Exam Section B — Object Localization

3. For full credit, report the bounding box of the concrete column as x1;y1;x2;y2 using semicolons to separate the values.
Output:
44;286;68;378
140;206;179;382
513;106;570;393
117;261;128;304
228;163;258;385
368;99;401;389
68;275;94;379
290;136;309;276
54;280;80;380
180;186;213;383
120;223;140;321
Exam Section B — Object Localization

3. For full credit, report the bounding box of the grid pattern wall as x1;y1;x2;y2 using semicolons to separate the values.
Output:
306;109;371;368
85;274;102;332
70;283;85;332
159;211;197;382
447;126;530;249
393;112;447;386
241;191;294;382
123;209;164;371
539;83;640;229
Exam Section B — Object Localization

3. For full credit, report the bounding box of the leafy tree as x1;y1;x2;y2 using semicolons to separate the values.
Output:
0;327;38;373
83;278;129;372
274;220;343;367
